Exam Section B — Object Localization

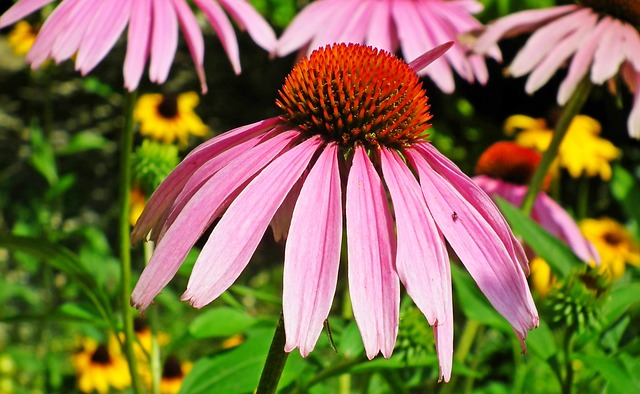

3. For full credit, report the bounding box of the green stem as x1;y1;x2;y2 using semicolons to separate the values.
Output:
118;91;144;394
440;320;480;394
520;79;592;215
256;313;290;394
561;329;575;394
145;242;162;394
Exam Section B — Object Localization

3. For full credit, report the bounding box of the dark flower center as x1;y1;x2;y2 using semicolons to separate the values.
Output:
603;231;623;246
475;142;545;186
90;344;112;365
276;43;432;150
157;94;179;119
578;0;640;27
162;356;184;379
134;317;148;333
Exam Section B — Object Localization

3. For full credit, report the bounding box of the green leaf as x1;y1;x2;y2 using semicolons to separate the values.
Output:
29;125;58;185
572;354;638;393
189;307;256;339
610;165;640;228
525;319;557;361
338;321;365;358
59;131;110;155
179;327;306;394
602;282;640;326
451;264;511;332
496;197;583;278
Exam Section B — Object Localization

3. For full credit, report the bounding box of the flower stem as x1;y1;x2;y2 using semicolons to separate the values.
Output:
118;91;144;394
145;241;162;394
520;79;592;215
256;313;289;394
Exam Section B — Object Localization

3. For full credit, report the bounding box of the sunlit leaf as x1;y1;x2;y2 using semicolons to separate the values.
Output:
189;307;256;339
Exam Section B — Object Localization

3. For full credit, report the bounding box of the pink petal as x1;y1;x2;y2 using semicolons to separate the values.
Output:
149;0;178;83
365;0;394;52
623;23;640;71
557;17;611;104
131;130;299;310
379;148;452;379
47;0;95;63
276;0;342;57
407;146;538;349
307;1;366;53
469;54;489;85
217;0;276;52
418;144;529;276
524;12;597;94
0;0;55;28
283;143;342;356
124;0;152;91
591;17;626;84
408;41;454;74
509;8;592;79
474;5;579;54
270;174;305;243
131;117;280;243
173;0;207;93
193;0;241;74
629;72;640;139
182;136;322;308
75;0;131;75
346;146;399;359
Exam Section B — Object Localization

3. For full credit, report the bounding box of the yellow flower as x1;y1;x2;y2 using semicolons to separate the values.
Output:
504;114;621;180
72;336;131;394
160;356;192;394
7;21;37;56
529;257;556;298
130;187;146;227
134;92;209;147
581;218;640;280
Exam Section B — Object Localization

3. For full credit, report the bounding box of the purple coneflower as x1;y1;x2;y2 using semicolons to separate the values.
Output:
275;0;501;94
0;0;276;92
474;1;640;138
474;142;599;264
130;42;538;382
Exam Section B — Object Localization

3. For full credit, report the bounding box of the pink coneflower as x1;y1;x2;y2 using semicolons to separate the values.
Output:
0;0;276;92
473;142;599;263
275;0;501;94
130;43;538;382
474;1;640;138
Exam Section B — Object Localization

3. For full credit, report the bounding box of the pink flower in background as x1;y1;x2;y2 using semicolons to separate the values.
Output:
474;3;640;138
130;43;538;382
474;142;599;263
0;0;277;92
275;0;501;94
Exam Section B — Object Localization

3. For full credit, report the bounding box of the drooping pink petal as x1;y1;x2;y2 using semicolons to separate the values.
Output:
623;24;640;71
75;0;131;75
379;148;448;325
629;72;640;139
365;0;394;52
474;5;579;54
307;1;366;53
173;0;207;93
379;147;454;382
217;0;277;53
193;0;241;74
149;0;178;84
346;146;399;359
131;130;299;310
417;144;529;276
124;0;152;91
407;147;538;349
509;8;592;79
408;41;454;74
591;17;626;84
283;143;342;357
557;17;610;104
270;173;305;243
182;136;322;308
276;0;342;57
49;0;97;62
524;12;597;94
469;54;489;85
131;117;281;243
0;0;55;28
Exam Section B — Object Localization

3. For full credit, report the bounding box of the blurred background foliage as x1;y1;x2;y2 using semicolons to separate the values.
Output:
0;0;639;393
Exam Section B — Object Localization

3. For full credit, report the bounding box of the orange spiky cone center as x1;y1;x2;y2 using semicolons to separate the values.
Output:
276;43;432;150
476;142;551;189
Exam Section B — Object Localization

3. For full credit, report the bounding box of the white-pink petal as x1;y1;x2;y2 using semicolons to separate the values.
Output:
183;136;322;308
0;0;56;28
218;0;277;53
149;0;179;84
346;145;399;359
591;17;626;84
173;0;207;93
124;0;152;91
193;0;241;74
283;143;342;357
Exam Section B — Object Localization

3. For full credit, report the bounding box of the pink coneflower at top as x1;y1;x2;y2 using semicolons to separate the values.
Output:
474;1;640;138
473;142;599;264
0;0;277;92
275;0;501;94
130;42;538;382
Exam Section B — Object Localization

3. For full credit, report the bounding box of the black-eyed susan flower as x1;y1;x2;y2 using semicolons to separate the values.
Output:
581;217;640;279
7;21;37;56
505;114;621;181
160;356;192;394
130;187;147;227
134;92;209;148
131;43;538;382
72;336;130;394
529;257;556;298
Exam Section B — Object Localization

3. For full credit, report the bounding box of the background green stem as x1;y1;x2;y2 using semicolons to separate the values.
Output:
520;79;592;215
256;313;289;394
118;91;144;394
